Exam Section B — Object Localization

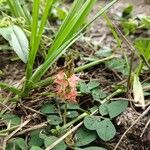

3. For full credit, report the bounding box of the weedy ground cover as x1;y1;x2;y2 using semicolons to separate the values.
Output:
0;0;150;150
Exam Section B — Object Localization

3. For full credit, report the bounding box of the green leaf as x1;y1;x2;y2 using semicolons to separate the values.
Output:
67;111;79;118
122;5;133;18
95;47;112;58
13;138;27;150
105;58;129;75
96;119;116;141
61;103;80;110
79;82;90;94
75;127;97;146
0;25;29;63
44;136;67;150
30;146;43;150
29;130;44;147
87;80;100;90
84;116;101;130
6;142;20;150
40;103;57;114
2;113;21;126
47;115;62;125
92;88;106;101
121;19;138;35
107;101;128;118
99;103;109;116
135;38;150;61
140;16;150;28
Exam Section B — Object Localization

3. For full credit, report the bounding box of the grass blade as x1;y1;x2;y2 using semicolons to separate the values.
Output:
46;0;96;60
29;0;119;85
23;0;54;95
0;82;21;95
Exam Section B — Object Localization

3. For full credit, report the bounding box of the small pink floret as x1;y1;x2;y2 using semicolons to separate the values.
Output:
54;71;80;103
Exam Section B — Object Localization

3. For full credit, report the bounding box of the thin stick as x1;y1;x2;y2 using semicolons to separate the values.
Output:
2;113;37;150
45;122;83;150
2;119;31;150
140;118;150;137
15;122;47;136
114;106;150;150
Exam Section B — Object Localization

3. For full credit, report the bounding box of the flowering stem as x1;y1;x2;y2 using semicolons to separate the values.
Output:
63;103;67;125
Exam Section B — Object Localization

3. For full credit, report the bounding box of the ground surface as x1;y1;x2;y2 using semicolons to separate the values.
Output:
0;0;150;150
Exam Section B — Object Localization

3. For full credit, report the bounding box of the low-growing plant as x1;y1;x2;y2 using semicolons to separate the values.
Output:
2;0;149;150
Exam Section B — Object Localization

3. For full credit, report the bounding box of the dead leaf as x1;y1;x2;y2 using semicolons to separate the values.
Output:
133;74;145;109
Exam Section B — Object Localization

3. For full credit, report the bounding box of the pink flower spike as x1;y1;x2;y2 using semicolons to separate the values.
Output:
53;71;80;103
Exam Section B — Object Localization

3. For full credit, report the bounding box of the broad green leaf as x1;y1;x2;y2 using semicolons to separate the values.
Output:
47;115;62;125
75;127;97;146
6;142;20;150
29;130;44;147
40;103;57;114
135;38;150;61
90;106;98;114
13;138;27;150
2;113;21;126
67;111;79;118
61;103;80;110
84;116;101;130
133;74;145;109
99;103;109;116
105;58;129;75
95;47;112;58
92;88;106;101
0;25;29;63
30;146;43;150
107;101;128;118
96;119;116;141
44;136;67;150
67;103;80;110
87;80;100;90
79;82;90;94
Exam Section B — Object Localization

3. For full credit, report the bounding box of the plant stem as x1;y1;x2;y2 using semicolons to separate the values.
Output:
61;112;88;130
75;55;115;72
136;61;144;76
